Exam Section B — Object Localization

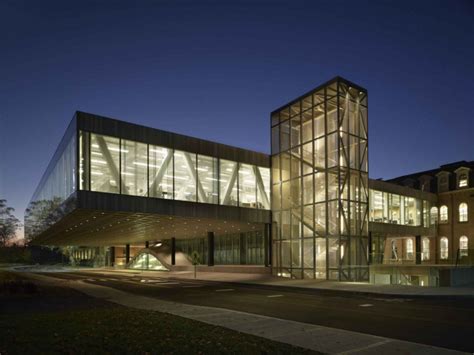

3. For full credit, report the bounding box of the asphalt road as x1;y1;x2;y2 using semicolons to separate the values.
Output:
38;270;474;352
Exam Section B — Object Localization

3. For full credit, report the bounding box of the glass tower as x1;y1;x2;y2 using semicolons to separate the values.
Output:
271;77;369;281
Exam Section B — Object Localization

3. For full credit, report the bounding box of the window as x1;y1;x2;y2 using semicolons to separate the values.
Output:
90;133;120;194
438;173;449;192
440;205;448;223
459;236;468;257
406;239;414;260
239;163;257;208
121;139;148;196
149;146;173;199
459;202;468;222
220;160;238;206
197;155;218;204
440;237;449;260
430;206;438;225
422;237;430;261
458;173;468;188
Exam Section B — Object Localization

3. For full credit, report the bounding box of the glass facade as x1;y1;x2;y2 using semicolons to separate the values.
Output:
369;189;432;226
24;125;77;241
176;231;265;265
271;79;369;281
79;131;270;209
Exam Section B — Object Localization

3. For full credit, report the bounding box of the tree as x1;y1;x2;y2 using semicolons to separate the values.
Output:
0;199;22;247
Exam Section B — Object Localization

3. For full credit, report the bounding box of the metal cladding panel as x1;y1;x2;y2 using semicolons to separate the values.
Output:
76;190;271;224
76;111;270;167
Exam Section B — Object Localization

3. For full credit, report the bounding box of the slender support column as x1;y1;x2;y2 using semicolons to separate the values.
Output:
264;223;271;267
125;244;130;264
240;233;246;265
207;232;214;266
368;232;372;265
415;235;421;265
110;246;115;267
171;237;176;265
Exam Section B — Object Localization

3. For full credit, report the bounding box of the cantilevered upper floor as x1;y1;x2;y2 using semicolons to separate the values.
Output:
25;111;271;246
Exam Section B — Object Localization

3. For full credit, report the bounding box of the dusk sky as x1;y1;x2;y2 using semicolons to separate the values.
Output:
1;0;473;235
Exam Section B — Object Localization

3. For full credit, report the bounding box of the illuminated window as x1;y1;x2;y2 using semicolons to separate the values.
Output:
90;133;120;194
220;160;238;206
421;237;430;261
440;237;449;260
149;145;173;199
174;151;197;202
458;173;468;188
121;139;148;196
459;236;468;257
197;155;218;204
459;202;468;222
406;239;414;260
430;206;438;225
440;205;448;223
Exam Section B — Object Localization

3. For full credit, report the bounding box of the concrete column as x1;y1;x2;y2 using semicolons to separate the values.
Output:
207;232;214;266
125;244;130;264
171;237;176;265
415;235;421;265
110;246;115;267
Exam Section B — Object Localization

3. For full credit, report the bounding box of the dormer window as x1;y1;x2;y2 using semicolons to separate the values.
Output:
437;172;450;192
455;167;470;189
458;173;468;188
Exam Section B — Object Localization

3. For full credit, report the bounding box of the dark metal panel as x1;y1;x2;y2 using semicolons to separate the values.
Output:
76;190;271;224
270;76;368;116
76;111;270;167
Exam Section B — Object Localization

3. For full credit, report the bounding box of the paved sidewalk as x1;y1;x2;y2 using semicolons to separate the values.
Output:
91;268;474;298
27;273;467;354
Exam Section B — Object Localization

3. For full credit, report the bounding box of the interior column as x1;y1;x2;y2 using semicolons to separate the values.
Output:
207;232;214;266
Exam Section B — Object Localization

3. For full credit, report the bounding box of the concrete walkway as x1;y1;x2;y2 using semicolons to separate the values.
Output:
91;268;474;298
28;273;467;354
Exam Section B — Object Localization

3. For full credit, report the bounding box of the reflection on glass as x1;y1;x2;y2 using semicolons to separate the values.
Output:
257;167;271;209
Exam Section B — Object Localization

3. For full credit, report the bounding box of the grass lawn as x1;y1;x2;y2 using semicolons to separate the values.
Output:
0;271;316;354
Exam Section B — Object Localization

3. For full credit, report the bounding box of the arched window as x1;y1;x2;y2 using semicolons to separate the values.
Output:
422;237;430;261
440;205;448;223
459;203;468;222
440;237;449;260
459;236;468;257
430;206;438;225
406;239;414;260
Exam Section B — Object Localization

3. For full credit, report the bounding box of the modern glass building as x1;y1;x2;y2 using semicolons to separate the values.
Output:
26;76;474;285
271;78;369;281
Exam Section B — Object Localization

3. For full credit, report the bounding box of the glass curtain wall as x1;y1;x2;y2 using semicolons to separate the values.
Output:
176;231;265;265
79;131;270;210
271;79;369;281
369;189;430;227
25;130;77;241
